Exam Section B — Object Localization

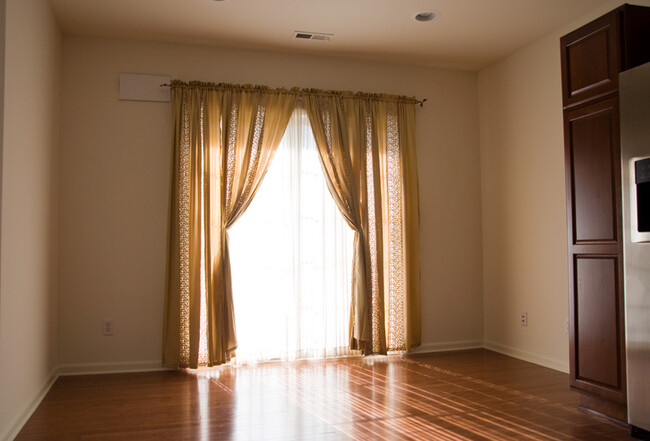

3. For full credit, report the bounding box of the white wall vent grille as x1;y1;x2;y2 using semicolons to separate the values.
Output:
292;31;333;41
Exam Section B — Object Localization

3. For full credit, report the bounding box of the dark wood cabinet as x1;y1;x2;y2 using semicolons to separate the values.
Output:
564;98;621;246
561;4;650;422
560;12;620;108
561;5;650;109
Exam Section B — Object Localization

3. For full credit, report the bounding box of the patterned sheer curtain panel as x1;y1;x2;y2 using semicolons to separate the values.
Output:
164;81;421;368
304;95;421;354
163;82;296;368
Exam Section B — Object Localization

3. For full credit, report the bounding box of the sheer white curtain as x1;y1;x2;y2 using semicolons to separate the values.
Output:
228;108;357;364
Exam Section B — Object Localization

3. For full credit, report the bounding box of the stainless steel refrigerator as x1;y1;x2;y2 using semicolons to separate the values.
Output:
620;61;650;439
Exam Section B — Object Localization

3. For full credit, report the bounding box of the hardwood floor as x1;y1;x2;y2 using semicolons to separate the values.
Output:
16;349;635;440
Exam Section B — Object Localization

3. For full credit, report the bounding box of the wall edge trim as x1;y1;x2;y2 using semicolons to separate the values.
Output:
483;340;569;373
1;368;58;441
58;360;168;376
409;339;484;354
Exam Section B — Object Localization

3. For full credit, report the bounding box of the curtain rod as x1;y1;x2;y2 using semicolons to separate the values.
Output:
159;82;427;107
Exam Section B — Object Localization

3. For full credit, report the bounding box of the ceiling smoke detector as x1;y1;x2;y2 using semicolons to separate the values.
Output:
413;10;439;22
292;31;333;41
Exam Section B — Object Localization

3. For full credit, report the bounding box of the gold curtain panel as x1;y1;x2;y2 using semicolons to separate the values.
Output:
163;80;421;369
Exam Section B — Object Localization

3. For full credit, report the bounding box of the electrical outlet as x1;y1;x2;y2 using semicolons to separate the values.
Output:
103;319;113;336
520;312;528;327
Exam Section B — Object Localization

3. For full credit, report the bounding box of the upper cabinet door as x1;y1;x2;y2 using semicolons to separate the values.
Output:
564;98;621;245
560;10;621;109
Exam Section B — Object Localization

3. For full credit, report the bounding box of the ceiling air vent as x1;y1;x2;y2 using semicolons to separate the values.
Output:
292;31;333;41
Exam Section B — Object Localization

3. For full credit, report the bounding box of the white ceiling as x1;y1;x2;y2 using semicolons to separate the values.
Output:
49;0;612;71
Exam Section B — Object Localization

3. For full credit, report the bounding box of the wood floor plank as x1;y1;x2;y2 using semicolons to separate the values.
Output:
16;350;635;440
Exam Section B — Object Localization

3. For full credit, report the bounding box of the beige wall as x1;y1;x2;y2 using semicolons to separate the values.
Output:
57;37;484;370
478;32;569;371
0;0;61;439
478;0;650;372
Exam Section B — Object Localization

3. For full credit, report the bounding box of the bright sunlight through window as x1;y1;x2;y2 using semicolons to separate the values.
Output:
227;108;356;364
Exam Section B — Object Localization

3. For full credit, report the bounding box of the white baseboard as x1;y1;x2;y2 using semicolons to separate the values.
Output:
58;360;168;376
409;339;484;354
410;340;569;374
1;368;58;441
483;340;569;373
